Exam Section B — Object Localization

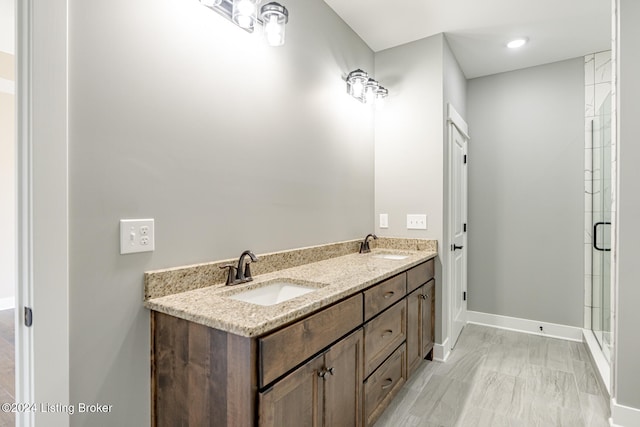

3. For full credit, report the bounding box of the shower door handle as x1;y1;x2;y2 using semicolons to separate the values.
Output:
593;222;611;252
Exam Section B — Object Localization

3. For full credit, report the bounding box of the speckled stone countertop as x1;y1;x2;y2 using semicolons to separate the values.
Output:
144;238;437;338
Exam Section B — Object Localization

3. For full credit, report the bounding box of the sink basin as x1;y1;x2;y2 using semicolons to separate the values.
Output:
371;253;410;260
226;281;319;306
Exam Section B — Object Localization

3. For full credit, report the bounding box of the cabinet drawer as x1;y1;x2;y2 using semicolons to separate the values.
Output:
364;300;406;378
259;294;363;388
407;259;435;293
364;343;407;427
364;273;406;321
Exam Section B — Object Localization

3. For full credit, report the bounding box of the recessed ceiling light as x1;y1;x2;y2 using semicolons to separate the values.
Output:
507;38;528;49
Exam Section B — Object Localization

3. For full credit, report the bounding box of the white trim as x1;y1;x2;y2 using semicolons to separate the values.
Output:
611;399;640;427
0;297;15;311
466;311;583;342
583;329;611;395
447;103;470;140
18;0;70;425
432;338;450;362
0;77;15;94
446;102;469;353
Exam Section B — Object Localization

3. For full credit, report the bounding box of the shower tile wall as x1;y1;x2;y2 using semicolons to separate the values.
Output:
584;51;612;330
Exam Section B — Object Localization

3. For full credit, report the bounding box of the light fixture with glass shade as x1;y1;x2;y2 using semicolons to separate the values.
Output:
260;2;289;47
346;69;369;101
233;0;258;30
346;69;388;104
199;0;290;46
375;86;388;106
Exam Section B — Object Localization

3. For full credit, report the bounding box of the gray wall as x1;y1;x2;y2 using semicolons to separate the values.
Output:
467;58;584;327
374;34;446;342
616;0;640;411
69;0;374;424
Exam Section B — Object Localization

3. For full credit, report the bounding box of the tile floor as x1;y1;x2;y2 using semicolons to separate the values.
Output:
0;310;14;427
374;324;610;427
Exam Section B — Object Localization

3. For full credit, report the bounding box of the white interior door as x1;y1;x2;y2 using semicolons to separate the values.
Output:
448;105;468;349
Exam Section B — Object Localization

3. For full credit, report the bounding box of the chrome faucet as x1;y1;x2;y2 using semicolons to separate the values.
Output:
359;233;378;254
219;250;259;285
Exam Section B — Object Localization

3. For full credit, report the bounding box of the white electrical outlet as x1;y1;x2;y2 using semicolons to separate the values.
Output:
406;214;427;230
379;214;389;229
120;219;155;254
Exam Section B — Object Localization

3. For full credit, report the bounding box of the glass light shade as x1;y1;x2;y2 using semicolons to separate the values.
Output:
347;69;368;101
365;79;378;104
375;86;388;107
233;0;258;30
260;3;289;47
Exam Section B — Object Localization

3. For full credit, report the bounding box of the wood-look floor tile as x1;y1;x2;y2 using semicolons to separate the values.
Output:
568;341;590;362
434;346;487;384
484;343;529;377
406;360;438;392
572;359;602;395
408;374;472;426
579;391;611;427
457;405;512;427
373;386;422;427
528;335;572;373
468;369;526;417
519;401;585;427
374;325;609;427
521;365;581;410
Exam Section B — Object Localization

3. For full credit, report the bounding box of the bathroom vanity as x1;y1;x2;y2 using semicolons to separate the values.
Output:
145;238;436;427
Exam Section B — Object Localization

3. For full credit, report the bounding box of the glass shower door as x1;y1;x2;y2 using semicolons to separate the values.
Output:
591;94;612;362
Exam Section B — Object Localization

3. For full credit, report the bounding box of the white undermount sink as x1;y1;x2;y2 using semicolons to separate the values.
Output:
226;281;319;306
371;253;410;260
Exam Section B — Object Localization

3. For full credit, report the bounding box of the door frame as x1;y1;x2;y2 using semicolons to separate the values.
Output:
446;103;469;351
17;0;70;425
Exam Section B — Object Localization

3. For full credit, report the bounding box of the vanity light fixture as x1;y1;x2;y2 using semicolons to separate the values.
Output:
260;2;289;47
507;38;528;49
346;69;388;105
199;0;290;46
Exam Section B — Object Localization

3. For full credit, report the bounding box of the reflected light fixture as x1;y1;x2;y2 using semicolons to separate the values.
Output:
199;0;290;46
507;38;528;49
346;69;388;105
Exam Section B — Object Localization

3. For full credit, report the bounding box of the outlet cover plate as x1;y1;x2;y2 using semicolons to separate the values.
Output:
379;214;389;229
406;214;427;230
120;219;155;254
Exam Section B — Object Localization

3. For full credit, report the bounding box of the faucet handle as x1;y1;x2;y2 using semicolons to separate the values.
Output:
219;264;237;286
243;262;253;281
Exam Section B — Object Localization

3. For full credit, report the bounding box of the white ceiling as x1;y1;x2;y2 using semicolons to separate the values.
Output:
323;0;611;78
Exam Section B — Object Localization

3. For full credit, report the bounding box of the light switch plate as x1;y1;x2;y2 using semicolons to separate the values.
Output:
406;214;427;230
379;213;389;229
120;219;155;254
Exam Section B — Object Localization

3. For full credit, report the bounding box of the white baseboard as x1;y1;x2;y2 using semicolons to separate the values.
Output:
611;399;640;427
0;297;15;311
466;311;583;342
433;337;450;362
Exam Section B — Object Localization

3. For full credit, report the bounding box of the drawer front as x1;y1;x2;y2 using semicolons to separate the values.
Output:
364;343;407;427
259;294;363;388
363;300;406;378
407;259;435;293
364;273;406;321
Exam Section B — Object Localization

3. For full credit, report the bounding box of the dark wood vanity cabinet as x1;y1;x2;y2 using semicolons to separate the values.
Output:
151;258;435;427
406;280;435;377
260;329;364;427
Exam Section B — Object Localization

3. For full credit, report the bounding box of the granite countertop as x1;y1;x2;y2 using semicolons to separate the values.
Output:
145;247;437;338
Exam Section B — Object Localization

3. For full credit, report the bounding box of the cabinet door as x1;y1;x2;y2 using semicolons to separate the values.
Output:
259;353;324;427
323;329;364;427
406;286;423;376
421;280;435;358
